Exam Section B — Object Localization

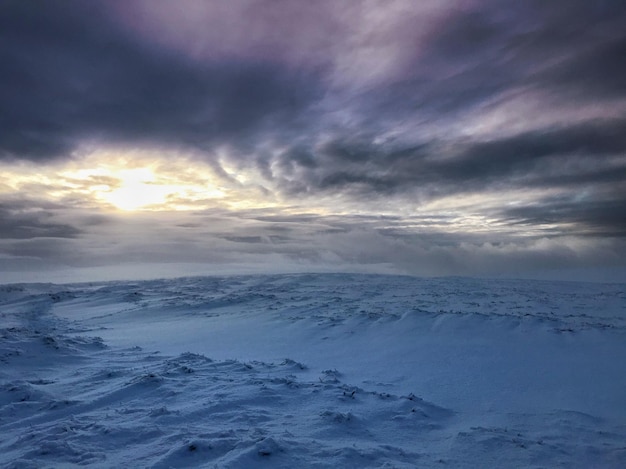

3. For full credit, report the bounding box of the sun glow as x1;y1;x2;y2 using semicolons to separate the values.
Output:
0;148;281;213
96;167;166;210
43;151;229;211
95;165;229;211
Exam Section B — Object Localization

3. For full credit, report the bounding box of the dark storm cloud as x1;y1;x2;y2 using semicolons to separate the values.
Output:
437;118;626;191
0;202;81;239
263;115;626;242
412;0;626;110
1;237;78;260
251;215;321;224
3;0;625;178
324;0;625;143
221;236;265;244
527;4;626;101
247;0;626;205
533;166;626;189
0;0;322;162
272;117;626;198
536;35;626;100
501;196;626;238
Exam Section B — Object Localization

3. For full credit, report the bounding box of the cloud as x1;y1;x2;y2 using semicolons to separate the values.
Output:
262;117;626;208
0;1;323;162
1;1;625;282
3;1;625;175
0;201;81;239
0;203;625;283
500;196;626;238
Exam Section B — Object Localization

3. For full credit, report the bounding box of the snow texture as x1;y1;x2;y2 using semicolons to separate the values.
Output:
1;274;625;468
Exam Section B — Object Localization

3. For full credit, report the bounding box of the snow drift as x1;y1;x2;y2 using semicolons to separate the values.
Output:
1;274;625;468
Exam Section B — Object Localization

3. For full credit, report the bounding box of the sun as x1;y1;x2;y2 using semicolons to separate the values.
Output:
94;165;227;211
54;152;227;211
1;150;262;212
98;167;170;211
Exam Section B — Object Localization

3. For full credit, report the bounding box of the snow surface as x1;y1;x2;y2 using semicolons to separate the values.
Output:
1;273;625;468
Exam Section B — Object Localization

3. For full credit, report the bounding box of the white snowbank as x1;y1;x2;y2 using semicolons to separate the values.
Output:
1;274;625;467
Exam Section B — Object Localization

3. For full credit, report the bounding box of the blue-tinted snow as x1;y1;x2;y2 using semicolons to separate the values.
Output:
1;274;625;468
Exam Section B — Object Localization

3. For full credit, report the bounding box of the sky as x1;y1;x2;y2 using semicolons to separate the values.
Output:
1;0;626;283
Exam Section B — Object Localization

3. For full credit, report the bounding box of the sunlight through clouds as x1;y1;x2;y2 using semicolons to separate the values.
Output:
68;164;227;211
0;151;231;212
94;167;169;211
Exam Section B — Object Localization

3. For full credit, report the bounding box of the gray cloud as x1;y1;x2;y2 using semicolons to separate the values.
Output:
221;236;266;244
1;205;625;283
3;1;625;174
0;202;81;239
267;117;626;205
500;196;626;238
0;1;323;161
1;0;626;282
2;238;79;261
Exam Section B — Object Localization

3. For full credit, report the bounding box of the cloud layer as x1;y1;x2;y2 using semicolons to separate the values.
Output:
1;0;626;282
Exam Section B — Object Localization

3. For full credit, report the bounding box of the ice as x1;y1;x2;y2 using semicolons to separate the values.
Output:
1;274;625;467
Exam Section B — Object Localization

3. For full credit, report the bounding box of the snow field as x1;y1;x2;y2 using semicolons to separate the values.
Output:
1;274;626;467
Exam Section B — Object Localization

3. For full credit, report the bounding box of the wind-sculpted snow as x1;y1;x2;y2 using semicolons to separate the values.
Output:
1;274;625;467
